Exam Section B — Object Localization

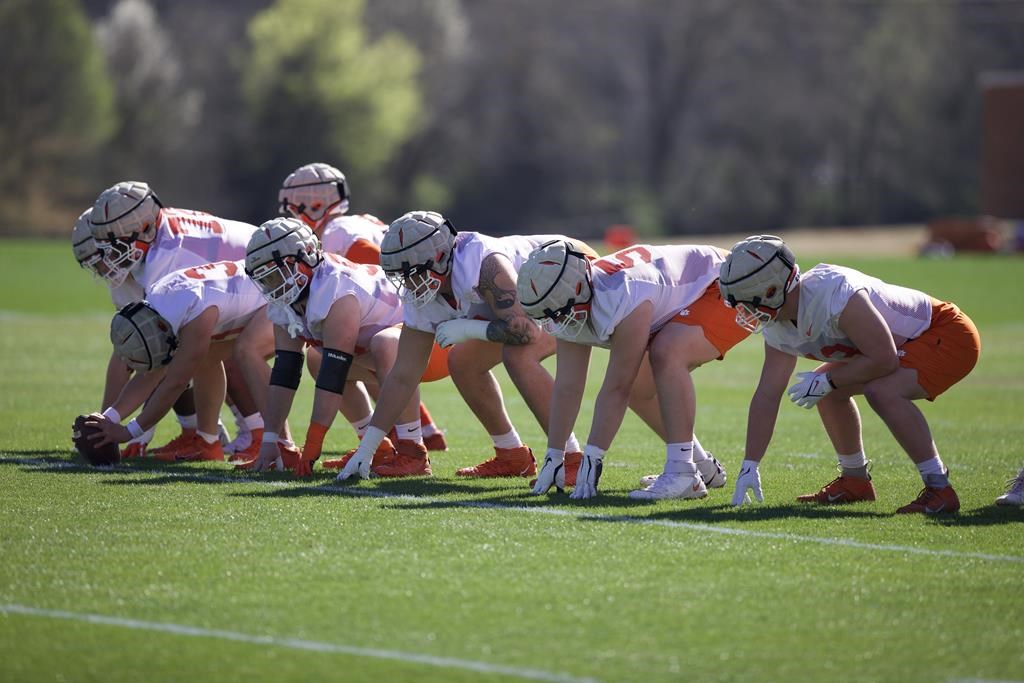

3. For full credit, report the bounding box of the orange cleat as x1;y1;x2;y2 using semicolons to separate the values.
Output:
227;428;263;464
896;485;960;514
373;439;432;478
321;438;397;471
278;443;302;470
155;435;224;462
423;431;448;452
457;446;536;478
121;442;146;459
149;429;196;458
796;475;876;504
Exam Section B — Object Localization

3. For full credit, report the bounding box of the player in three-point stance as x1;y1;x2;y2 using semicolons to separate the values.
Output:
241;218;449;477
518;241;749;500
721;235;981;514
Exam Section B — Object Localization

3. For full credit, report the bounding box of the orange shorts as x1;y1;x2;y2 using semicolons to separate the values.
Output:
899;299;980;400
665;282;751;359
421;342;451;383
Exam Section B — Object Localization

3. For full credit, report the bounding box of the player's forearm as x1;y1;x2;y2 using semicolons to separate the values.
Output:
368;372;417;434
744;392;782;462
102;351;132;410
547;383;583;451
587;384;631;452
485;316;535;346
827;353;899;388
135;375;189;432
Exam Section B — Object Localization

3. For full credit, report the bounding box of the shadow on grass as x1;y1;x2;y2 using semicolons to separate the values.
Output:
230;475;514;499
922;505;1024;527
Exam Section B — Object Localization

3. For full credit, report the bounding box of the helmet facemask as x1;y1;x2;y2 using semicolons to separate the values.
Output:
719;235;799;334
89;183;163;287
380;211;457;309
278;163;350;234
518;240;593;339
245;217;322;307
71;210;107;282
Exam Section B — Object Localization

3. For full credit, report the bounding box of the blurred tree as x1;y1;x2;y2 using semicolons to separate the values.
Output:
94;0;204;204
0;0;116;232
239;0;423;222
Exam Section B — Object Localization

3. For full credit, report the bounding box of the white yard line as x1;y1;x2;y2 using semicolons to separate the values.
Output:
0;604;595;683
6;457;1024;564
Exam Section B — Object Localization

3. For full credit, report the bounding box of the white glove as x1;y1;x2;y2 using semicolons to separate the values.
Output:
531;449;565;494
570;447;604;500
787;371;834;409
337;443;374;481
731;460;764;506
127;426;155;446
434;319;490;348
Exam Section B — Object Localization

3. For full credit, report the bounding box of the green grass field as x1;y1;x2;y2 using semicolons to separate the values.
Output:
1;239;1022;683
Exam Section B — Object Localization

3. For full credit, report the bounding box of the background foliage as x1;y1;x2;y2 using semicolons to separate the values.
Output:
2;0;1024;236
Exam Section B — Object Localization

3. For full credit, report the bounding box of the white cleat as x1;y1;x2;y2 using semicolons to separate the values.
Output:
630;473;708;500
640;456;726;489
995;467;1024;507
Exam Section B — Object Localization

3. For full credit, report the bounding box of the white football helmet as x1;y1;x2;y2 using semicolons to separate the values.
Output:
380;210;457;308
244;217;323;305
89;181;163;286
517;240;593;338
278;163;350;232
71;209;105;280
718;235;799;333
110;301;178;371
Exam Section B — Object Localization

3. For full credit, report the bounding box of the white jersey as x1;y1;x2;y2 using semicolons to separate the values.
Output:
267;253;403;352
559;244;727;349
133;208;256;290
763;263;933;361
146;261;266;341
404;231;568;333
109;276;145;309
319;213;386;261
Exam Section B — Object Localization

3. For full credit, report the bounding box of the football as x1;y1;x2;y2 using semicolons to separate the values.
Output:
72;414;121;466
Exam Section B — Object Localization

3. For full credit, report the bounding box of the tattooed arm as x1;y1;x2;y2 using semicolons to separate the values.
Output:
477;253;537;346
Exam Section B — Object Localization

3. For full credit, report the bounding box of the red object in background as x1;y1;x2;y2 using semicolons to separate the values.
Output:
981;72;1024;220
604;224;636;251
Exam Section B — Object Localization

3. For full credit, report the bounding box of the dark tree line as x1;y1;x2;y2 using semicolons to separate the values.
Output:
3;0;1024;237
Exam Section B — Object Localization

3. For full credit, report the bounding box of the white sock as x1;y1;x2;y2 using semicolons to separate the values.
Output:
242;413;264;431
564;433;581;454
691;434;710;464
177;413;198;430
197;430;219;445
665;442;697;475
491;428;523;450
916;456;949;487
838;451;867;469
350;414;372;438
396;420;423;444
422;421;440;437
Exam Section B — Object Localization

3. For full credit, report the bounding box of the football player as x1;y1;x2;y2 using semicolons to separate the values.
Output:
278;163;447;451
518;241;749;499
87;181;265;457
336;210;593;483
721;235;981;514
83;260;290;462
241;218;449;477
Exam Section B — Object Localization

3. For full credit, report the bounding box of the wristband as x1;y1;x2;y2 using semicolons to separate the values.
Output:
262;431;280;445
102;407;122;423
126;419;145;439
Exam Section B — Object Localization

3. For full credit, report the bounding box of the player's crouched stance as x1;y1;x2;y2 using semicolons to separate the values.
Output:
721;235;981;514
518;241;749;500
242;218;448;478
82;261;283;462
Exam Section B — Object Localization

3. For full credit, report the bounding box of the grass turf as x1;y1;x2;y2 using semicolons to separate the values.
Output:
1;238;1022;683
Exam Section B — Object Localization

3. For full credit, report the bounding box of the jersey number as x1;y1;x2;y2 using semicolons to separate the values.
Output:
184;261;238;280
593;246;653;275
165;208;225;236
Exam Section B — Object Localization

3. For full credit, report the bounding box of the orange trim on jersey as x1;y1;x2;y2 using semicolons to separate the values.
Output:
421;343;451;383
899;299;980;400
663;281;751;359
344;239;382;266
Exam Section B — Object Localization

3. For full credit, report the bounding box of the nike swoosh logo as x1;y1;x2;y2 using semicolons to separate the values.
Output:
925;503;946;513
692;482;701;492
827;493;845;503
